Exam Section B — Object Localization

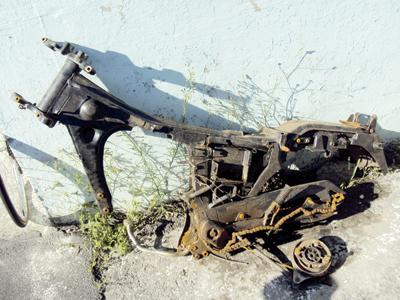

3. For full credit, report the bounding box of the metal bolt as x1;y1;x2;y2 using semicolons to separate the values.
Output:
280;145;290;152
208;228;219;238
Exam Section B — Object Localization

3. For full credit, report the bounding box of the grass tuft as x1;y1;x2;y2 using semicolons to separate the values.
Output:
79;211;130;274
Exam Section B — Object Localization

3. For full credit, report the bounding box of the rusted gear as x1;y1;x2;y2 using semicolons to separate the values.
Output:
291;239;332;283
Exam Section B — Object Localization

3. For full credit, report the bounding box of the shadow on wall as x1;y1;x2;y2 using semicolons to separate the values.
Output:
9;138;90;200
8;137;94;225
75;44;246;131
74;45;319;131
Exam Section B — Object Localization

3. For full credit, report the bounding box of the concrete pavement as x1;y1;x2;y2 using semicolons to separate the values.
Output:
0;200;100;300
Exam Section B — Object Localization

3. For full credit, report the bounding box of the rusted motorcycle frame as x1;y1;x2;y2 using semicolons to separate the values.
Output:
12;39;388;282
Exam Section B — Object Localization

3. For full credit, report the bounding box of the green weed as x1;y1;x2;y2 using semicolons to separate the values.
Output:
79;211;130;273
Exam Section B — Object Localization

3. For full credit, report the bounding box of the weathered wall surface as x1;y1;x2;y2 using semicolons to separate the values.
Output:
0;1;399;220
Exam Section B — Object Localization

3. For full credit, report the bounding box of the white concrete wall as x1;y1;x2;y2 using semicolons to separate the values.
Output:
1;1;399;220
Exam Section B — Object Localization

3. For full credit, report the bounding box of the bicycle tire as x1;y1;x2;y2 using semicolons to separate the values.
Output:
0;135;29;227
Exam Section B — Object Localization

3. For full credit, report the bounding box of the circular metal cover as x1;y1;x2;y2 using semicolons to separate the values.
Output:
292;239;332;276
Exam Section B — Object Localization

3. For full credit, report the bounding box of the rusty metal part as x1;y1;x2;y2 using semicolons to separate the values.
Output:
291;239;332;283
11;39;387;214
180;192;345;257
219;192;344;255
339;113;377;133
10;38;390;282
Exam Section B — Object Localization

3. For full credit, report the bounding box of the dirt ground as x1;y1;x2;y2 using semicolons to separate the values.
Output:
102;171;400;300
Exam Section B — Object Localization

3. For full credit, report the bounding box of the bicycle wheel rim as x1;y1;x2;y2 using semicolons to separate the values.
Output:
0;136;29;227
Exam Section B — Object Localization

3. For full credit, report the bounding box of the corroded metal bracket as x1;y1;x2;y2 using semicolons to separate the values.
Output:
12;38;389;281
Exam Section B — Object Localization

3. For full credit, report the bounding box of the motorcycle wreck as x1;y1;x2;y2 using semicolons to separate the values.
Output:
8;38;388;283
